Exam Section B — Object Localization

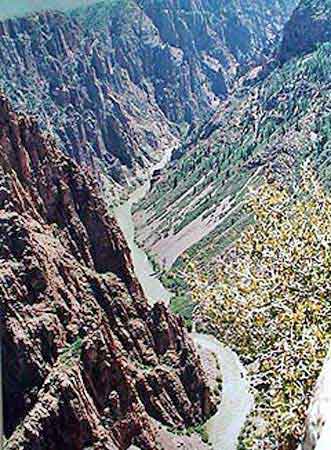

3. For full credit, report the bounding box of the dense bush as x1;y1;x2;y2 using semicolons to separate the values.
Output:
187;165;331;448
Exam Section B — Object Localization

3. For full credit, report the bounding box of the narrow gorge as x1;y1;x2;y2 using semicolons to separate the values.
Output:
2;1;331;449
0;0;296;187
0;94;216;450
112;148;253;450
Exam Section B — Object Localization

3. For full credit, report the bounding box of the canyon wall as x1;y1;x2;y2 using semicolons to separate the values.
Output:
0;0;296;185
0;94;216;449
279;0;331;64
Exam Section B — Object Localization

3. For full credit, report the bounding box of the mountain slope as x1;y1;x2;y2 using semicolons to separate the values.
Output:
0;94;216;450
131;1;331;448
0;0;296;188
279;0;331;63
134;0;331;294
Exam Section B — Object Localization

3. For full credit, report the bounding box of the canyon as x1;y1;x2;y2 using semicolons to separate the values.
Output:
2;0;330;449
133;0;331;448
0;0;295;188
135;0;331;274
0;94;216;449
112;150;253;450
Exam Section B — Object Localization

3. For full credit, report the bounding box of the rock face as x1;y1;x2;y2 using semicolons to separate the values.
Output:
132;2;331;447
279;0;331;64
0;94;216;450
0;0;296;185
302;348;331;450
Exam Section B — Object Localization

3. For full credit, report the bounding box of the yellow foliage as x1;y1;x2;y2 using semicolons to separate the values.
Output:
186;164;331;449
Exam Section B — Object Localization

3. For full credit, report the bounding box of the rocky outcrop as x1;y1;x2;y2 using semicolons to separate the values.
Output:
301;347;331;450
0;0;296;185
0;7;178;186
0;94;216;449
279;0;331;64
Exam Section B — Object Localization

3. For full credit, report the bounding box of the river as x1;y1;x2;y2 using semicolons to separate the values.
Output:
192;334;253;450
114;150;173;305
113;151;253;450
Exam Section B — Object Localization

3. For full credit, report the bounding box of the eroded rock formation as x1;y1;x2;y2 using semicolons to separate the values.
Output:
0;0;296;185
0;94;216;449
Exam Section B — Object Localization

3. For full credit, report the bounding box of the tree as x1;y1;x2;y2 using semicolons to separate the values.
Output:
186;163;331;449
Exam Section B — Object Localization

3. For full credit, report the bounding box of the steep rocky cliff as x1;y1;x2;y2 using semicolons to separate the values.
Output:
0;0;296;186
0;94;216;450
279;0;331;63
134;0;331;315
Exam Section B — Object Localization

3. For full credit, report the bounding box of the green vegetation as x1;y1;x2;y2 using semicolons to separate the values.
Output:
161;271;194;329
191;423;210;444
72;0;132;29
59;337;83;366
299;0;331;18
168;422;210;445
170;295;194;330
137;41;331;297
187;166;331;448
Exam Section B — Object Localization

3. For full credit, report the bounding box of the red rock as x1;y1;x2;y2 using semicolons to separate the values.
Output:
0;95;216;449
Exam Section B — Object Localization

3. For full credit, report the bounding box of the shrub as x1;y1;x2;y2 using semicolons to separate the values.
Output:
186;163;331;448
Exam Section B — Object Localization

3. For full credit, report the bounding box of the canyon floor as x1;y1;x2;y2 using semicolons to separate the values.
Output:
113;156;254;450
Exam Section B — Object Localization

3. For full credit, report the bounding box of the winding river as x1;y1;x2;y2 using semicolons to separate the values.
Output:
113;151;253;450
114;150;173;305
192;334;253;450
